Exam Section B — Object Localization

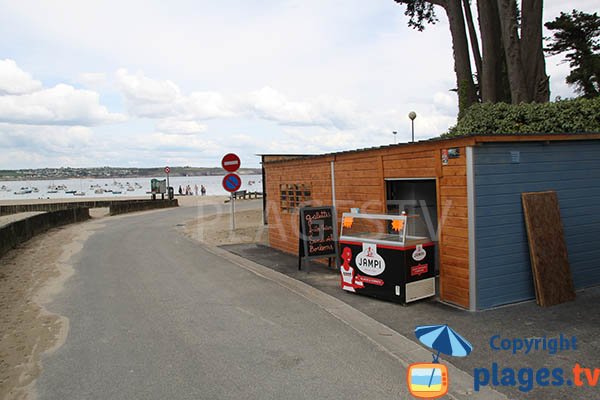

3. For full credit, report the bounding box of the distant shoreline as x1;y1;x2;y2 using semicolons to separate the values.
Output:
0;167;262;181
0;172;260;182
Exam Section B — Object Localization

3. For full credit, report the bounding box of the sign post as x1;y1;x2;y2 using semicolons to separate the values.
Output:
221;154;241;230
164;166;171;192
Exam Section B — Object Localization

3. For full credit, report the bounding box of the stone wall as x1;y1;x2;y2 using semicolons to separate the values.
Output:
0;208;90;258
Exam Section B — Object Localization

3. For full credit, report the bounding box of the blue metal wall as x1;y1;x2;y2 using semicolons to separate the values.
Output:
474;141;600;309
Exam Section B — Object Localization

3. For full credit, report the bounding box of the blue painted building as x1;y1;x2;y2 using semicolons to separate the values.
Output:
470;139;600;309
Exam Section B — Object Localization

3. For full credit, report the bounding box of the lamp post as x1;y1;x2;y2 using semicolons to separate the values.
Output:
408;111;417;143
392;131;398;144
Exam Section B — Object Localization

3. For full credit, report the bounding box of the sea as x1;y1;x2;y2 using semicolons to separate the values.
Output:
0;174;262;201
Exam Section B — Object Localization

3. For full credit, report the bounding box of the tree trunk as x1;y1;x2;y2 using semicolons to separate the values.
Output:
445;0;479;117
477;0;511;103
520;0;550;102
462;0;482;86
496;0;530;103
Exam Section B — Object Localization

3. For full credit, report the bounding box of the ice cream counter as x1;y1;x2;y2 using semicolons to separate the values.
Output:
338;212;436;304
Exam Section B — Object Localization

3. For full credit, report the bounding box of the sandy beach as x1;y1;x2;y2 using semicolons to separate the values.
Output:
0;195;265;399
183;200;267;246
0;218;102;400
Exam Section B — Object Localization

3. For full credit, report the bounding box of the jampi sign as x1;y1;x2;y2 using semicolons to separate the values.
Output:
355;243;386;276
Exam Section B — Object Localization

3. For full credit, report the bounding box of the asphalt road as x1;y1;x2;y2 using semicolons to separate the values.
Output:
36;202;411;400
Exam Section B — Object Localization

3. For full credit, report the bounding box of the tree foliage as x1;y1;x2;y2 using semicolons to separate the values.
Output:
545;10;600;98
444;96;600;136
403;0;438;31
392;0;549;118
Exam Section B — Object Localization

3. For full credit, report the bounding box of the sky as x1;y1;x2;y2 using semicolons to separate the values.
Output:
0;0;597;169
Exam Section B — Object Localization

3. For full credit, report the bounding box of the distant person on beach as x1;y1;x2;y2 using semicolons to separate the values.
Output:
194;184;198;196
201;185;206;196
178;185;183;195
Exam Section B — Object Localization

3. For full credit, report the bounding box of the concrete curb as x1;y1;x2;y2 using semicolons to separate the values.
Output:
202;243;508;400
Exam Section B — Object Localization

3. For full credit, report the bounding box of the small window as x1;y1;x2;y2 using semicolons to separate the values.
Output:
280;183;311;212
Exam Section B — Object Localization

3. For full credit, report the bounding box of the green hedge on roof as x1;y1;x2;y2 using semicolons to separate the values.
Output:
444;96;600;137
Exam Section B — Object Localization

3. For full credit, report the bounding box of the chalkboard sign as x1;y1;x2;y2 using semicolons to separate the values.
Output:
298;206;339;270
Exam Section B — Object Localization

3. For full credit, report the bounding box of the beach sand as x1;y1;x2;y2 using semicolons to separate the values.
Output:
0;219;101;400
0;195;264;399
183;199;268;246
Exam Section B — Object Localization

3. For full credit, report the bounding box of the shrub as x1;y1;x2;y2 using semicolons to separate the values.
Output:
444;97;600;137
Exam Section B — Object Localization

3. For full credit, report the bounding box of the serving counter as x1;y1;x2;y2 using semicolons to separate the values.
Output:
339;212;436;304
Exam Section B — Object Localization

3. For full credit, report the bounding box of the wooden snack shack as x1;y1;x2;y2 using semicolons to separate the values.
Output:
260;134;600;310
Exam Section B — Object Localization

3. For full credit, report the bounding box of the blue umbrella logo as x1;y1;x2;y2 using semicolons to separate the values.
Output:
415;324;473;387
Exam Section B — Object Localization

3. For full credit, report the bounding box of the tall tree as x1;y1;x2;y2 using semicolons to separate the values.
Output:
462;0;482;83
477;0;511;103
393;0;551;110
545;10;600;98
521;0;550;102
497;0;530;103
395;0;478;118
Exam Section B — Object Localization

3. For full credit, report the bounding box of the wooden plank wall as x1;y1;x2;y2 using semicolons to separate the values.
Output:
265;157;332;255
437;149;469;308
264;145;471;309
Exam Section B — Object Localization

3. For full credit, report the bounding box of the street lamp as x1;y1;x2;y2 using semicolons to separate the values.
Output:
408;111;417;143
392;131;398;144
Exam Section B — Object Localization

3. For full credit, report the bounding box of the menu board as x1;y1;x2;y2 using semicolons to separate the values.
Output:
299;206;339;262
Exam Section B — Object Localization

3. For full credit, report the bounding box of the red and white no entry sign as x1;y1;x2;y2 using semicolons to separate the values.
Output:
221;153;241;172
164;166;171;174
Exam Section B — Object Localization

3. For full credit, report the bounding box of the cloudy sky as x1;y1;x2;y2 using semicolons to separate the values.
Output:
0;0;597;169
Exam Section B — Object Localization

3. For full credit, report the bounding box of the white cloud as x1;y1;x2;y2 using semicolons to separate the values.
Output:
77;72;107;88
0;83;126;125
185;91;236;119
0;59;42;95
116;68;182;117
0;123;93;154
239;87;359;129
433;91;457;115
134;132;221;154
115;69;362;128
155;118;207;135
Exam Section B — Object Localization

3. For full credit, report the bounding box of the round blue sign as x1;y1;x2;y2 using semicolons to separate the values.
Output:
222;173;242;192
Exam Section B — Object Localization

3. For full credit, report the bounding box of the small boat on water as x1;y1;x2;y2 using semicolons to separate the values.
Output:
73;191;86;196
47;190;59;193
14;188;32;195
65;190;77;194
112;191;122;194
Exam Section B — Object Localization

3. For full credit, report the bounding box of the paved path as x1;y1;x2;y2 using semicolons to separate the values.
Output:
36;203;410;400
